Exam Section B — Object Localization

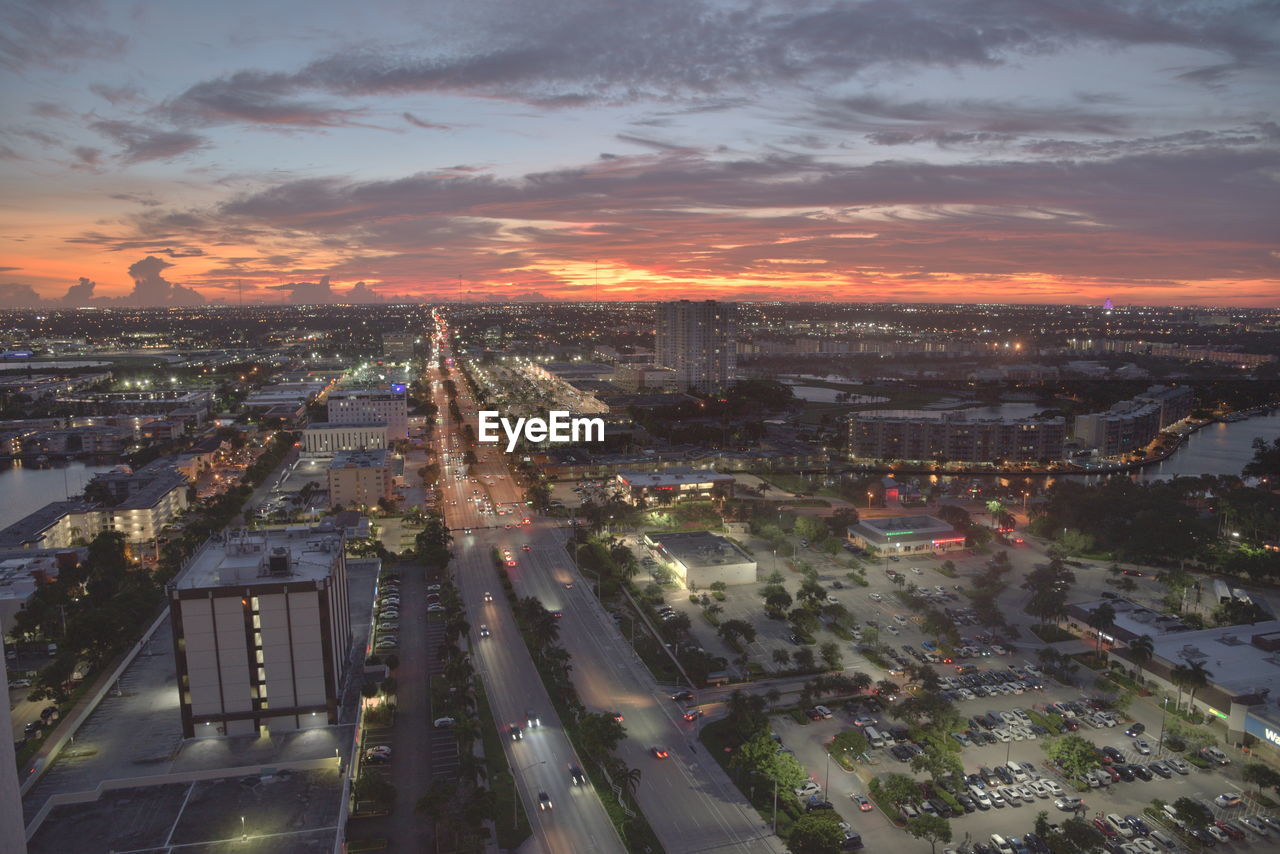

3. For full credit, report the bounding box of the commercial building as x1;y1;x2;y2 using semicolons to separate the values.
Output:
301;421;388;456
655;300;737;392
168;526;351;738
0;656;25;854
846;515;966;556
382;333;416;361
847;411;1067;464
614;467;735;506
327;389;408;440
642;530;756;587
327;449;393;507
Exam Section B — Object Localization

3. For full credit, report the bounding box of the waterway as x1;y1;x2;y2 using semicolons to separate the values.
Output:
0;460;120;531
1132;411;1280;481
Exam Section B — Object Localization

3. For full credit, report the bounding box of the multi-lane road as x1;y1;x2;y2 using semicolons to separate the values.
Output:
427;313;782;854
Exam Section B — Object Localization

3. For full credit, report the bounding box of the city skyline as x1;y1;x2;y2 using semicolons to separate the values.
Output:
2;0;1278;307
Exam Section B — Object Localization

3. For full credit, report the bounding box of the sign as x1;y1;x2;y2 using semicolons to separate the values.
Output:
1243;714;1280;746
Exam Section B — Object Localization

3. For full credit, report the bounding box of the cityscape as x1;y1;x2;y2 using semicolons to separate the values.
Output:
2;3;1280;854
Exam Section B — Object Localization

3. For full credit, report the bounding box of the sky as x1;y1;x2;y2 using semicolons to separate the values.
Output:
1;0;1278;308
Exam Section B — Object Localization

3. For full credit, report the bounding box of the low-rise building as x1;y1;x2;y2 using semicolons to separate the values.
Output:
614;467;734;506
847;411;1067;464
642;530;756;587
302;421;388;456
327;449;392;508
327;389;408;440
168;526;351;738
846;515;966;556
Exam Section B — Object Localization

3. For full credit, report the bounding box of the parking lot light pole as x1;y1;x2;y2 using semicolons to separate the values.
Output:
1156;696;1170;757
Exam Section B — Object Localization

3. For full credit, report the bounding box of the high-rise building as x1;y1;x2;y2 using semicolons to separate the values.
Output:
382;333;416;361
655;300;737;392
168;526;351;738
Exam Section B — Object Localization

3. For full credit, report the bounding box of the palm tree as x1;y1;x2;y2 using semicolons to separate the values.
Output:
772;649;790;669
764;687;781;711
616;763;642;804
1089;602;1116;657
850;671;873;693
1128;635;1154;669
1171;660;1211;714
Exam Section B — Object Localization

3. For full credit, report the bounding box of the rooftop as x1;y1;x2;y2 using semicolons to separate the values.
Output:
855;515;955;535
645;530;754;568
616;467;734;487
305;421;388;430
177;527;344;590
330;449;390;469
1148;620;1280;707
0;500;96;548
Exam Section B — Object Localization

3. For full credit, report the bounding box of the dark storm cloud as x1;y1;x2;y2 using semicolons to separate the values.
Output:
90;120;206;163
60;276;97;305
0;0;128;73
122;256;206;305
162;0;1279;123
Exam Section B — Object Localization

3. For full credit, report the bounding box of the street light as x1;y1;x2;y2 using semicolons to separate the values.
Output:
241;816;246;840
513;759;547;825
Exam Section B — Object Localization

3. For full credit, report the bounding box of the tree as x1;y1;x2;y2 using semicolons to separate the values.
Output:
772;649;791;669
353;772;396;807
718;618;757;647
1043;735;1101;777
578;712;627;760
1128;634;1154;668
730;730;807;790
905;814;952;854
830;729;869;757
819;641;843;671
765;687;782;710
788;812;844;854
1170;660;1211;713
1242;761;1280;793
1172;796;1213;829
415;779;454;820
878;773;919;805
793;647;816;670
1244;436;1280;481
1088;602;1116;655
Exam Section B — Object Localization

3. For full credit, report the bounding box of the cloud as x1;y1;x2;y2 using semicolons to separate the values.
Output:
88;81;145;106
123;256;206;305
0;0;128;73
403;112;450;130
159;0;1279;120
90;120;206;163
60;276;97;305
0;283;44;307
267;275;386;303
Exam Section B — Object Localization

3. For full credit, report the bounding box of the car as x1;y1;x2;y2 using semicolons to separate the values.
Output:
671;689;694;702
433;716;456;728
1055;796;1083;811
526;710;541;727
537;791;553;811
1214;821;1245;841
522;544;531;551
806;798;835;812
1126;814;1151;836
509;725;524;741
1214;792;1242;808
851;793;873;811
1199;746;1231;765
1239;816;1270;837
806;707;825;721
427;604;446;612
1204;824;1230;844
23;721;42;735
1147;761;1171;778
899;802;920;819
1124;722;1145;737
1166;757;1190;774
611;711;624;722
650;746;669;759
569;764;587;786
363;750;390;764
794;781;822;799
1132;738;1151;755
683;708;704;722
813;705;833;718
1093;817;1116;838
549;610;563;619
479;624;491;637
483;591;493;602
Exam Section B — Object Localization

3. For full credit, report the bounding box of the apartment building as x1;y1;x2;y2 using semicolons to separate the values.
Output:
847;412;1067;464
655;300;737;392
169;527;351;738
382;333;416;361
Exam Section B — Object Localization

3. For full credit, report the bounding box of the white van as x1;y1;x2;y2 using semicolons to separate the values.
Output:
990;834;1015;854
865;727;887;748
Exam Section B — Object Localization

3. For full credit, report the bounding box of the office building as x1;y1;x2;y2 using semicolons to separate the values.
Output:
847;411;1066;464
655;300;737;392
614;468;735;506
327;449;393;507
382;333;416;361
846;515;966;556
327;389;408;439
302;422;388;456
168;526;351;738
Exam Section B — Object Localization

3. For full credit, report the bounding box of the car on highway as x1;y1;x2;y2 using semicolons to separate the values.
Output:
526;709;541;727
610;711;624;722
483;591;493;602
671;689;694;702
569;765;587;786
683;708;704;721
478;624;491;638
650;746;669;759
537;792;553;811
851;793;873;811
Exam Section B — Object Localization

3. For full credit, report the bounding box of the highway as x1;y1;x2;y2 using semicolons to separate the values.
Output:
431;312;782;854
427;315;627;854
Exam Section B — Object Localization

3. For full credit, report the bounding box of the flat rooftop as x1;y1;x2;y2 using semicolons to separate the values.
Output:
1068;597;1194;641
616;467;733;487
646;531;754;568
331;449;389;469
305;421;388;430
855;515;954;535
1150;619;1280;699
177;527;343;590
0;500;95;548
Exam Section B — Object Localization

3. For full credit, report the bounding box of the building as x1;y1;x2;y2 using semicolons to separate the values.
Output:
382;333;416;361
22;424;132;457
655;300;737;392
327;389;408;440
847;411;1067;464
327;449;393;507
846;515;966;556
168;526;351;738
642;530;756;587
0;656;25;854
1070;387;1191;457
614;467;735;506
302;422;388;456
